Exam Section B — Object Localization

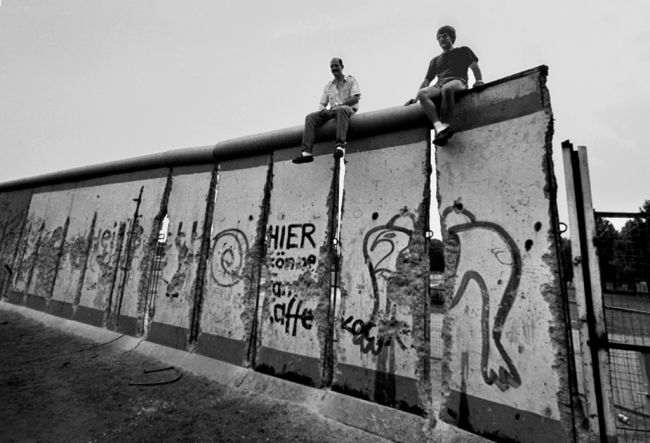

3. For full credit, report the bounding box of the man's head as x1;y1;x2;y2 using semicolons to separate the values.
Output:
330;57;344;78
436;25;456;51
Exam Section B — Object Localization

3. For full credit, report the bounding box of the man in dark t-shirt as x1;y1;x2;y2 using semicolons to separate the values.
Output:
405;25;483;145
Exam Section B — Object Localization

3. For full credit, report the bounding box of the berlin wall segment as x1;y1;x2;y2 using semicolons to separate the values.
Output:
144;165;215;350
437;68;576;442
197;154;271;367
5;170;169;335
15;183;74;307
0;65;581;440
0;189;32;303
254;145;336;387
333;128;431;415
75;171;168;336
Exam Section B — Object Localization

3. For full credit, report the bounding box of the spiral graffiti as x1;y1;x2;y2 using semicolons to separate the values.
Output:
210;229;249;287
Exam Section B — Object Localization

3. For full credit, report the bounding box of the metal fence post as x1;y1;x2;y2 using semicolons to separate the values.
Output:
562;140;618;441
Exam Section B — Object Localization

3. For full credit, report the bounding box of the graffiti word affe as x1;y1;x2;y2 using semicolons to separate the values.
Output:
267;224;316;250
270;297;314;336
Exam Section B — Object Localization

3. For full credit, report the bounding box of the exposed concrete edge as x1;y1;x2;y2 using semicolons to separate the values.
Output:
1;301;489;443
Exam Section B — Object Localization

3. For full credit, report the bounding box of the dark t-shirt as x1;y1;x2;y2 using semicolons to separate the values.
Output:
425;46;478;85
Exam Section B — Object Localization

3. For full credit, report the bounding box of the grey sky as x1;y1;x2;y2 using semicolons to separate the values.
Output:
1;0;649;228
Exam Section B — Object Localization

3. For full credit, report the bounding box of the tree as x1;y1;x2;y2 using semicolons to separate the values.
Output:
594;216;620;285
613;200;650;289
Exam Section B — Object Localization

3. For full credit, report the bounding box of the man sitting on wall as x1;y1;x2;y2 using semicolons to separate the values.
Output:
293;57;361;164
405;25;483;146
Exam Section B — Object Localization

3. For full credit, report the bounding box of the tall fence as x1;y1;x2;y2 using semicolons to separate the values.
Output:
595;211;650;441
0;66;582;442
563;142;650;442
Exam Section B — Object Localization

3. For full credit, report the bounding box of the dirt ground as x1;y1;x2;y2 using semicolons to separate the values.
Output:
0;309;392;442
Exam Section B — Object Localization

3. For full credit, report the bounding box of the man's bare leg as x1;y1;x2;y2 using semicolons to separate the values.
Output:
417;85;444;129
439;80;466;122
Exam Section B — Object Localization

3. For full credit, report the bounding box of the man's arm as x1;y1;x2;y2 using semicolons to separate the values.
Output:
470;61;483;87
404;79;430;106
318;88;329;111
343;94;360;107
405;59;436;105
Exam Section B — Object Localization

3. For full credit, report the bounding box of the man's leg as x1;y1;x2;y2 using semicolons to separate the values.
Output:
417;85;443;127
333;106;355;146
301;110;331;153
295;110;331;164
439;80;467;123
333;106;355;158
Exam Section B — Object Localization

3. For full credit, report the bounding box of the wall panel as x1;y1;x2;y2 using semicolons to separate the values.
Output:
73;170;168;332
255;145;334;386
0;189;32;302
437;108;572;440
147;164;215;349
333;128;431;414
197;155;270;364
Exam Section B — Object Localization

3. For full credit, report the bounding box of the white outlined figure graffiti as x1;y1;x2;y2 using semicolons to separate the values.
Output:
443;204;522;391
211;229;248;287
341;214;414;355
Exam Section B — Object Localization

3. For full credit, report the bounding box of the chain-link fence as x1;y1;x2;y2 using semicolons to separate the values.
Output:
596;212;650;442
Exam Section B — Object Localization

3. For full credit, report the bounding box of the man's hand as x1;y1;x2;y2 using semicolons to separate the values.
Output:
404;98;417;106
473;80;484;88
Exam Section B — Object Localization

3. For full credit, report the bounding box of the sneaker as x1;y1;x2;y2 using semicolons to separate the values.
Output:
433;126;454;146
433;122;448;133
292;151;313;164
333;145;345;158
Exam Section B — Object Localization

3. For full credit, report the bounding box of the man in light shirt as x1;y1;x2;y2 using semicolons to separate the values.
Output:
293;57;361;164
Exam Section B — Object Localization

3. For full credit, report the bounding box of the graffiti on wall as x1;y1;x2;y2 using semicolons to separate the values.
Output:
0;205;28;296
0;210;25;260
14;220;68;296
341;315;409;355
211;228;249;287
88;223;127;275
164;226;199;299
267;224;318;274
268;282;314;336
265;222;321;338
341;214;415;355
13;221;42;290
443;205;522;392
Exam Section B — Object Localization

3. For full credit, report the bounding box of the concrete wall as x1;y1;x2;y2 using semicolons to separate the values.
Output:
8;171;169;334
49;183;102;318
198;155;269;365
69;171;168;334
0;189;32;300
147;165;215;349
254;144;335;387
334;128;430;413
0;66;577;441
437;71;573;441
13;184;75;309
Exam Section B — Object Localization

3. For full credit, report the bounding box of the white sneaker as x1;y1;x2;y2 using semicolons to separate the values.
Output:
434;122;449;134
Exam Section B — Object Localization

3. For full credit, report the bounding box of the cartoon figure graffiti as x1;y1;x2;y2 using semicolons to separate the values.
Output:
341;213;414;355
211;228;249;287
442;204;522;391
363;214;414;313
